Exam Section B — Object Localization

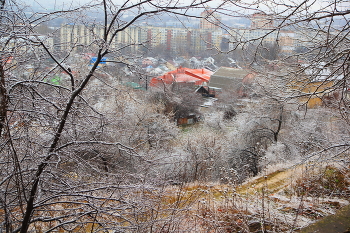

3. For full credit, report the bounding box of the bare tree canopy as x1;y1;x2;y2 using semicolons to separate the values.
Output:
0;0;350;232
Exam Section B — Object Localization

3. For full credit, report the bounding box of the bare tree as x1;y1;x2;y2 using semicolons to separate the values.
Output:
0;0;218;232
1;0;350;231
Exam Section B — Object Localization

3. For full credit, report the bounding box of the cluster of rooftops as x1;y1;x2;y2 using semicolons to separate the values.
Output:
150;66;253;91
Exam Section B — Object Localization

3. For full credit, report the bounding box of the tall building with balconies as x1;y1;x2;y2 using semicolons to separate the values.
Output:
250;12;274;29
60;24;141;52
60;22;224;55
200;8;222;30
139;26;223;54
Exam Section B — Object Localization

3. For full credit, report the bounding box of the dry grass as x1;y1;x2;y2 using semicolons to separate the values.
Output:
292;165;350;198
4;163;349;232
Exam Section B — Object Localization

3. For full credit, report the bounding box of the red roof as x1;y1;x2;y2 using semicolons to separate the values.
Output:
150;67;213;87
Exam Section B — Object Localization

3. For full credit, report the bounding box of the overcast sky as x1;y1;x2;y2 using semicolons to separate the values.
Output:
24;0;349;16
26;0;90;9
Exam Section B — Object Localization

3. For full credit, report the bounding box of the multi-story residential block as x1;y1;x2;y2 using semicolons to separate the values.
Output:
250;12;274;29
60;8;223;55
229;12;277;48
200;8;222;30
138;26;223;54
1;35;54;55
113;26;141;49
228;12;303;54
279;31;296;54
229;28;278;49
60;11;317;56
60;23;141;52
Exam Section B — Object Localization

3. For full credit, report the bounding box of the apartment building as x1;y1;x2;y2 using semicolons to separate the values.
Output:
228;12;304;54
60;11;308;56
60;23;223;55
140;26;223;54
60;8;224;54
1;35;54;55
60;23;142;52
200;8;222;30
250;12;274;29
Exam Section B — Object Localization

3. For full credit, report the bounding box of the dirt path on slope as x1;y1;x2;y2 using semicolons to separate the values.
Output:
236;165;304;195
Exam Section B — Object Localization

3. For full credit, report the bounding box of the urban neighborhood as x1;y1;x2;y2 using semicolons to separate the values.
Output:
1;0;349;232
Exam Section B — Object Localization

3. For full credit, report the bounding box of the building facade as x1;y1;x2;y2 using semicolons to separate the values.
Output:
200;8;222;30
60;23;223;54
60;24;142;52
60;11;313;56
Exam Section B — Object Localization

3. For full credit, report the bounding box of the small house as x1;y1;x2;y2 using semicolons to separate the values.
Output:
209;67;255;97
150;67;213;87
177;114;199;126
209;67;250;90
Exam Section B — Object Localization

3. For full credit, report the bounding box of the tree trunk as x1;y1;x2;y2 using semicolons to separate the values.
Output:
0;64;7;137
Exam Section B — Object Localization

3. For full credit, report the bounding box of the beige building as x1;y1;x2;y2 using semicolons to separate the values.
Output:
200;8;222;30
1;35;54;54
250;12;274;29
60;24;142;52
230;12;319;53
136;26;223;54
229;27;279;52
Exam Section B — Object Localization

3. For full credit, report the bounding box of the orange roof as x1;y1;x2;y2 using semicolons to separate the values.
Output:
5;57;13;64
150;67;213;87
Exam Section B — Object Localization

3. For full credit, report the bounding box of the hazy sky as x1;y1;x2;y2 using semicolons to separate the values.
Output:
23;0;229;18
27;0;91;9
24;0;348;16
26;0;229;10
